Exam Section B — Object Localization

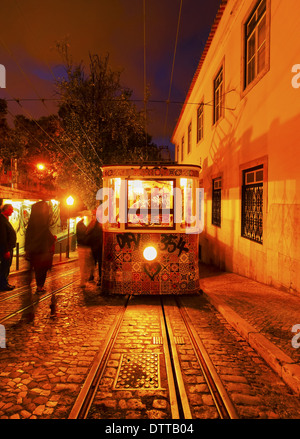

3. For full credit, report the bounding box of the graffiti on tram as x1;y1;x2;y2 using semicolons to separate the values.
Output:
116;233;189;256
116;233;141;250
115;232;191;282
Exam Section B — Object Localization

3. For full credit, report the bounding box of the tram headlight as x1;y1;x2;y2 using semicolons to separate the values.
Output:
143;246;157;261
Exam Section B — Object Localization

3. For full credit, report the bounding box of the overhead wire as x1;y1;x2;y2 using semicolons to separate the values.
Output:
0;7;97;183
3;0;236;171
4;95;236;109
1;52;94;174
163;0;183;141
0;2;100;184
5;92;101;177
0;88;95;186
4;95;95;184
9;0;103;167
143;0;148;153
6;106;61;160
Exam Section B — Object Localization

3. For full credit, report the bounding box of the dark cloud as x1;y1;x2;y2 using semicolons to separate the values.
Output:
0;0;221;149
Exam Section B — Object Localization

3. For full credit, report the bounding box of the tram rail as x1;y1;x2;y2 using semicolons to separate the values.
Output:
68;295;130;419
68;295;239;420
0;268;80;325
0;267;79;304
165;297;238;419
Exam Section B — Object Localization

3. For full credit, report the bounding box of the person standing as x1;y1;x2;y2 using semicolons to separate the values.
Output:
0;204;16;291
25;201;56;293
76;218;93;288
86;210;103;286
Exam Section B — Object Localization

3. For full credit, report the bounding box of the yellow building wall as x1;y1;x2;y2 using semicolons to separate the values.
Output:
172;0;300;292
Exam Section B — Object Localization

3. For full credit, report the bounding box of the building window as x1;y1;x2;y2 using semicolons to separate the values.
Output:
244;0;267;88
197;103;204;142
213;67;224;124
212;177;221;227
187;123;192;154
181;136;184;161
241;165;263;244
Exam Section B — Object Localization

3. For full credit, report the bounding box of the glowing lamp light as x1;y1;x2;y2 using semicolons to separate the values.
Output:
143;246;157;261
66;196;74;206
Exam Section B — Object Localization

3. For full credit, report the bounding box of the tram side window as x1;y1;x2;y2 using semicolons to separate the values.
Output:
127;179;174;228
180;178;195;228
108;178;121;228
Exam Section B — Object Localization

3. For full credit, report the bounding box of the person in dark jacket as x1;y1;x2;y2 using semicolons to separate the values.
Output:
25;201;56;293
76;218;93;287
0;204;16;291
86;211;103;286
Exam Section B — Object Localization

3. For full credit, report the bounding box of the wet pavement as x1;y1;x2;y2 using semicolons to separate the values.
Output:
0;253;299;420
198;263;300;396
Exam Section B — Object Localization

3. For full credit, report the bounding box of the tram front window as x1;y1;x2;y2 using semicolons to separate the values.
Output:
127;179;174;228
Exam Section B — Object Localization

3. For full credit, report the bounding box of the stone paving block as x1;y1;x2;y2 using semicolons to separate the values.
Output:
1;259;300;419
282;363;300;395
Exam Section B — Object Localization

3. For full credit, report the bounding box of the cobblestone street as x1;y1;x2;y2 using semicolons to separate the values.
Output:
0;257;299;422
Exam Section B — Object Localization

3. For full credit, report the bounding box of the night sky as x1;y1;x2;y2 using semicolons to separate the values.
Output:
0;0;222;153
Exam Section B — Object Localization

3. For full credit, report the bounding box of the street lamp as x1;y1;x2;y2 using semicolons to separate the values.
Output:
66;196;74;258
36;163;45;191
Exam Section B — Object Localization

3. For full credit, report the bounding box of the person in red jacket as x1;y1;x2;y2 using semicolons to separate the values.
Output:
0;204;16;291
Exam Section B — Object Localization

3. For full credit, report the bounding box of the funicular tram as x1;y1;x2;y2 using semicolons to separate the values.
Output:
98;164;203;295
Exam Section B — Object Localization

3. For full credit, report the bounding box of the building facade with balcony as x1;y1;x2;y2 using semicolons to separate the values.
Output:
172;0;300;292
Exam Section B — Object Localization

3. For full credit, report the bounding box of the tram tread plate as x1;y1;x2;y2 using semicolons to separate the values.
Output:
112;352;165;391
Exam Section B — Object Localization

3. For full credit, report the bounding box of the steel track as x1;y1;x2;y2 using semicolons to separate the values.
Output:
0;271;80;324
0;267;79;304
68;296;238;420
164;296;238;419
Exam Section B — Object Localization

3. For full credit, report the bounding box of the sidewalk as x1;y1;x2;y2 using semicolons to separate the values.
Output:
199;263;300;395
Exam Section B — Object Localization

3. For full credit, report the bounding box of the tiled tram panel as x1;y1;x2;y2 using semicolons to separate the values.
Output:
102;232;200;295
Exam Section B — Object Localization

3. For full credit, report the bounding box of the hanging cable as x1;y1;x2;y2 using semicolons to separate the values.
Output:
143;0;148;155
5;94;237;110
0;35;47;108
3;92;96;184
9;0;103;166
163;0;183;141
0;37;98;180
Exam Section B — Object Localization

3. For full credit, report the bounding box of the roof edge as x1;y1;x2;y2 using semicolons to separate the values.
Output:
171;0;228;143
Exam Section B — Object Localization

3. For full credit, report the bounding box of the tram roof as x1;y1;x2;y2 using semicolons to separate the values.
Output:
101;163;202;180
101;163;202;170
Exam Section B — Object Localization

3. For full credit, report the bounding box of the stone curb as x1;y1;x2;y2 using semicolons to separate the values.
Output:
203;291;300;396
